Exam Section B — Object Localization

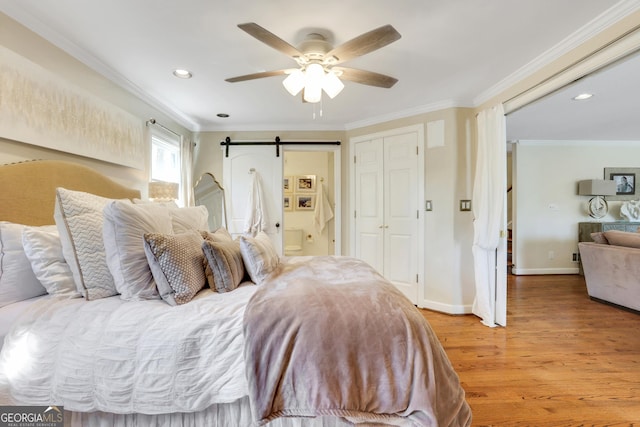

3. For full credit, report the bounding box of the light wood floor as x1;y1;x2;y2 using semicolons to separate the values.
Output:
420;274;640;427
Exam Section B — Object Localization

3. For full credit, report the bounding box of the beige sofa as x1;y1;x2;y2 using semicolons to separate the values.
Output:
578;230;640;313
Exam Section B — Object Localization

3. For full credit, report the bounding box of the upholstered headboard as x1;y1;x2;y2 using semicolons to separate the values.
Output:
0;160;141;226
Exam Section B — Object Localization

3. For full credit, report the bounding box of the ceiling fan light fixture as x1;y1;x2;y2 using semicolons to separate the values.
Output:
283;69;305;96
303;63;324;103
322;70;344;99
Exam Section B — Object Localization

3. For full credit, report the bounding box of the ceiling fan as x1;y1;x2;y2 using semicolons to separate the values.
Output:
225;23;401;103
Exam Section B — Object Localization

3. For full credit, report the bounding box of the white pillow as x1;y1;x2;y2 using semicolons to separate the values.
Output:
143;230;206;305
0;222;47;307
103;201;173;300
54;187;117;300
239;231;280;285
22;226;80;299
169;206;209;233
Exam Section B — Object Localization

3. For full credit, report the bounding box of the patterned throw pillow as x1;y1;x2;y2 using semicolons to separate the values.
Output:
54;188;117;300
239;231;280;285
143;230;206;305
202;239;245;292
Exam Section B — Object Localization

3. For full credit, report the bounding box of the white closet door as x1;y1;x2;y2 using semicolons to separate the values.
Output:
223;146;283;254
353;132;420;304
354;139;384;274
384;133;419;303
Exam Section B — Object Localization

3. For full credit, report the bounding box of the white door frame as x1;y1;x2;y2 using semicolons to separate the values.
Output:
349;124;425;305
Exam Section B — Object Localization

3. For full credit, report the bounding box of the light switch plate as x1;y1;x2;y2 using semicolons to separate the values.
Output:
425;200;433;211
460;200;472;211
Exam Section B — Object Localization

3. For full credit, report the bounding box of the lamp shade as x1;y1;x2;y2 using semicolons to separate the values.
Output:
303;63;324;103
578;179;617;196
283;69;305;96
149;181;179;201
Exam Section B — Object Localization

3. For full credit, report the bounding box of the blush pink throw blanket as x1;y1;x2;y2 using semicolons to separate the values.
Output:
244;256;472;426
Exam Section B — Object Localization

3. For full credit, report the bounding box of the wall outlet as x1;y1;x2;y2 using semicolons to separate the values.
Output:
460;200;472;211
572;252;580;262
548;251;555;260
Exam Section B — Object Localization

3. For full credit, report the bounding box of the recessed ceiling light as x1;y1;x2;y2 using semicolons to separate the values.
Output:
217;113;230;118
173;69;192;79
572;93;593;101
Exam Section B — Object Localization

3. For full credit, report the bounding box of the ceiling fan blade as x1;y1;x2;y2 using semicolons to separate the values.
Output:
333;67;398;88
237;23;303;58
327;25;401;64
225;69;290;83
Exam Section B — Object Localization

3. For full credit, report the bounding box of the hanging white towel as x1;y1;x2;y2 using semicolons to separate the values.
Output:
313;182;334;235
244;171;270;236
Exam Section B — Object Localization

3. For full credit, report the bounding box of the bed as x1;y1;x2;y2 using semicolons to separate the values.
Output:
0;159;471;426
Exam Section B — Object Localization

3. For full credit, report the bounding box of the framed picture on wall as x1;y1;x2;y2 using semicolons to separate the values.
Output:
283;176;293;193
604;167;639;200
295;195;315;211
295;175;316;193
283;195;292;211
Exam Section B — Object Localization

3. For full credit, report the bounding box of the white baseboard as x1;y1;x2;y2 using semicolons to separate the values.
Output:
418;299;473;315
511;267;580;275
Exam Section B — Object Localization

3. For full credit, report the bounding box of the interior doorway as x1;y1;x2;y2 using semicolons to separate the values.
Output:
283;149;336;256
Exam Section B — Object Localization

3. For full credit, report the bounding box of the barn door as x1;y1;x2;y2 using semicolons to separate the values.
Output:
223;146;283;254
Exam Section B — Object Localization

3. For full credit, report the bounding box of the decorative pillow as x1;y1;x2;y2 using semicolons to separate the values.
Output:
103;201;173;300
602;230;640;249
590;232;609;245
22;226;80;299
201;227;233;243
239;231;280;285
169;206;209;233
54;187;117;300
143;230;206;305
0;222;47;308
202;239;246;292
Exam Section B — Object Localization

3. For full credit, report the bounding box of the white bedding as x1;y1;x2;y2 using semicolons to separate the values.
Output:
0;295;49;352
0;284;256;413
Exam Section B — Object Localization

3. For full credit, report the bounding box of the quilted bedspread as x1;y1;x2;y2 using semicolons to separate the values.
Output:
244;256;472;426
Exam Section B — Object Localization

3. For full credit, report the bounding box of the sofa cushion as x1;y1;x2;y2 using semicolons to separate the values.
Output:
602;230;640;249
590;232;609;244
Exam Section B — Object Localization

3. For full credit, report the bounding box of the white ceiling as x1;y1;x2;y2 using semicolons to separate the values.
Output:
1;0;638;135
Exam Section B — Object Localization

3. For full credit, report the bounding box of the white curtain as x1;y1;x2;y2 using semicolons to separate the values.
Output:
471;104;506;327
181;137;195;206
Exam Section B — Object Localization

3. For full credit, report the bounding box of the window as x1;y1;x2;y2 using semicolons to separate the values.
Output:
150;129;182;204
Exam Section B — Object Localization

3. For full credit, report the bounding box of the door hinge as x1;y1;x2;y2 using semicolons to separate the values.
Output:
417;210;419;219
354;210;357;219
416;146;419;155
416;274;419;283
354;155;356;164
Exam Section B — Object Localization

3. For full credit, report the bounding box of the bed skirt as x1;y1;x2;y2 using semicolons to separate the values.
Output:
66;396;353;427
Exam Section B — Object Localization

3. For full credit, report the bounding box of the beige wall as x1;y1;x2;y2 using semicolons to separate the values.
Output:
0;12;192;195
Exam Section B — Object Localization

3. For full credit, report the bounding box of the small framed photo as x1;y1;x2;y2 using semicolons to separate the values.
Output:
604;167;639;200
283;195;292;211
295;195;315;211
295;175;316;193
283;176;293;193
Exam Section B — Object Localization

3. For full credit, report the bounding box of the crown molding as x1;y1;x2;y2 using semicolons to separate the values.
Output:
1;4;200;132
473;0;640;107
344;99;462;130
